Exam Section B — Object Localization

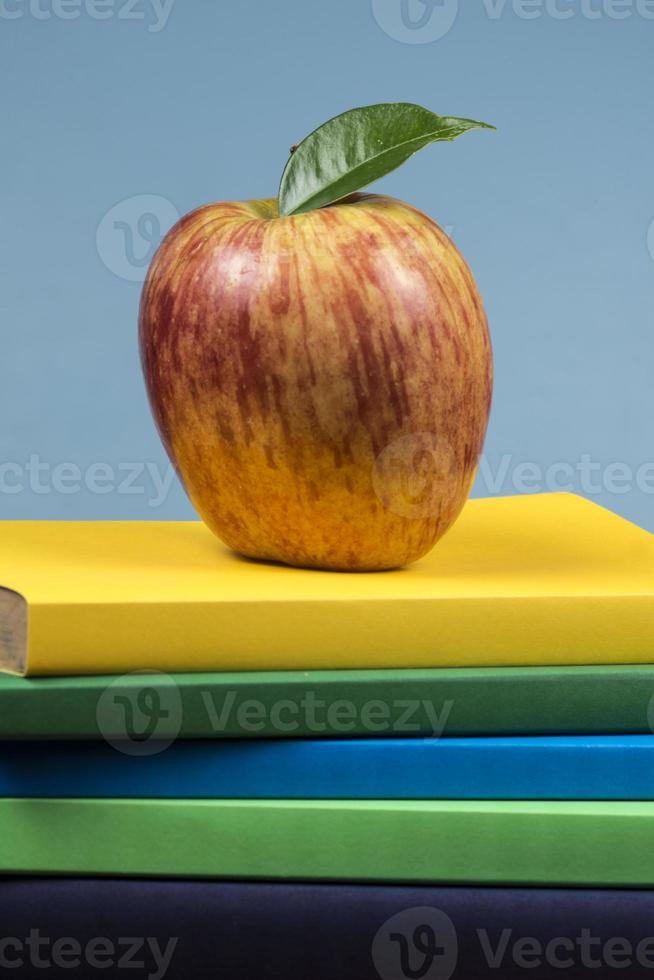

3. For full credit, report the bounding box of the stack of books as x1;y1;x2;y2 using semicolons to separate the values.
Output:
1;492;653;979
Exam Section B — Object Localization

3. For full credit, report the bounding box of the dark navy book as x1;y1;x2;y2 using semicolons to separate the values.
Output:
3;879;654;978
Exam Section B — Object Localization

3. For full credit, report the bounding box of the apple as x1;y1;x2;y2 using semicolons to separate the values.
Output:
139;190;492;570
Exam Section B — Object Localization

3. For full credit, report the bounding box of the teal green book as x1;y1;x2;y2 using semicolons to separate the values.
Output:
3;665;654;739
2;798;654;886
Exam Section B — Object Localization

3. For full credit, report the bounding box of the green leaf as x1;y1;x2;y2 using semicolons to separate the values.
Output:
278;102;495;218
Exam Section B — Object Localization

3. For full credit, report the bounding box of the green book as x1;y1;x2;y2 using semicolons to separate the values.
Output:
3;798;654;886
2;665;654;740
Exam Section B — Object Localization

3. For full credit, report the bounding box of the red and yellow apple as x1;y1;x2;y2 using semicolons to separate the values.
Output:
139;192;492;570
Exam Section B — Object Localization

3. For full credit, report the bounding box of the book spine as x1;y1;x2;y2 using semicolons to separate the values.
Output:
2;798;654;886
1;666;653;739
3;736;654;799
2;880;654;979
26;593;654;675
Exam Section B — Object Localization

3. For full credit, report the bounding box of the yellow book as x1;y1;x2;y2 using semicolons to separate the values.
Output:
0;493;652;676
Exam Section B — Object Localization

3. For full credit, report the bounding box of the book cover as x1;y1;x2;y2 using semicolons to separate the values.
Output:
2;879;654;979
1;493;652;676
5;736;654;800
3;798;654;886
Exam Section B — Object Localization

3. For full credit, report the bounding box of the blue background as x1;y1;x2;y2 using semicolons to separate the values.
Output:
2;0;652;529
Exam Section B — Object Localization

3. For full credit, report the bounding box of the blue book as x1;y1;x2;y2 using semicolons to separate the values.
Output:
3;735;654;799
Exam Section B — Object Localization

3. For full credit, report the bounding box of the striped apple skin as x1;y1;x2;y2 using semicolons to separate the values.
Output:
139;193;492;570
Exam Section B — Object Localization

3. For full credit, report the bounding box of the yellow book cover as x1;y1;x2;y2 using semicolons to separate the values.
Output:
0;493;652;676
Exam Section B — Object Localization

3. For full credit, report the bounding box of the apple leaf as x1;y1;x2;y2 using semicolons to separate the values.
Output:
278;102;495;218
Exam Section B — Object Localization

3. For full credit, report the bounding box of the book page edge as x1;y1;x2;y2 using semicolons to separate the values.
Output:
0;587;27;675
